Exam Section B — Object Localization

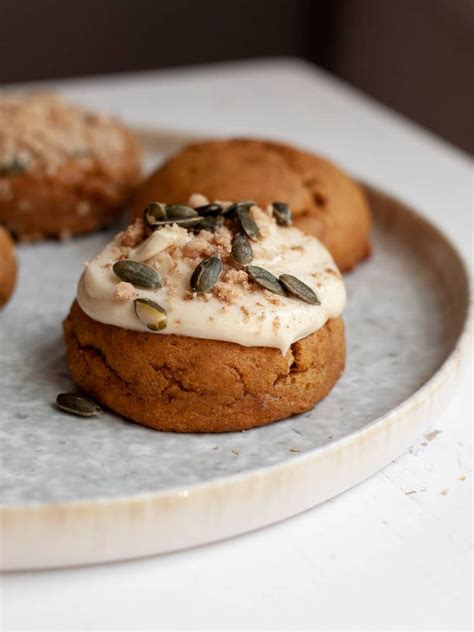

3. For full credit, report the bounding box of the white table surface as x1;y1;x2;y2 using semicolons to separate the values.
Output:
1;59;472;631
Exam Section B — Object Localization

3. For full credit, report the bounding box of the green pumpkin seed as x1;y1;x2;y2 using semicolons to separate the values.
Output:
231;234;253;265
279;274;320;304
152;216;203;229
113;260;163;289
134;298;167;331
56;393;102;417
190;255;222;293
236;207;261;241
224;200;255;216
198;216;224;232
143;202;167;226
271;201;293;226
195;203;223;217
165;204;199;220
247;266;286;296
0;158;26;177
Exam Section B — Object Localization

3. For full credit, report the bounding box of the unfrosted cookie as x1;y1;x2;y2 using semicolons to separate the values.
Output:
0;226;17;307
0;93;141;240
132;139;372;271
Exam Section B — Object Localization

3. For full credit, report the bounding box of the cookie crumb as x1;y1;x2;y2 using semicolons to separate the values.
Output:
114;282;137;302
119;219;145;247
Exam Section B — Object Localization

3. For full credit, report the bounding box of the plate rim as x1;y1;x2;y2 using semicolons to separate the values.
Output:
0;182;472;570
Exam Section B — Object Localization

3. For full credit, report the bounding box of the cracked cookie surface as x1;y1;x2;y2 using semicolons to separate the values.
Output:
64;301;345;432
132;139;372;272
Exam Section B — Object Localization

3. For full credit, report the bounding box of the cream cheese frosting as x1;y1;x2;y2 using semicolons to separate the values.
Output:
77;200;346;354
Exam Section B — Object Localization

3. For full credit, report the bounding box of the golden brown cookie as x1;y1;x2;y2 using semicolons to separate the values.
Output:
64;301;345;433
132;139;371;271
0;226;17;307
0;93;142;240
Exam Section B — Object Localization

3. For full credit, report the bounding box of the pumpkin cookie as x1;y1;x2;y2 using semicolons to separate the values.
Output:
132;139;372;271
0;226;17;307
64;197;346;432
0;93;142;240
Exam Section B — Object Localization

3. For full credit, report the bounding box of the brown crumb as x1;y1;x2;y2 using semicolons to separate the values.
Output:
182;237;214;259
119;218;145;247
212;281;242;303
240;306;251;320
114;282;137;302
441;488;449;496
263;290;283;306
324;267;342;279
272;316;281;333
288;447;300;453
222;268;249;287
210;225;232;252
249;204;271;237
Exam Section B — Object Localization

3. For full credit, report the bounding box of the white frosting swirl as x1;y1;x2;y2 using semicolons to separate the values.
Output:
77;206;346;354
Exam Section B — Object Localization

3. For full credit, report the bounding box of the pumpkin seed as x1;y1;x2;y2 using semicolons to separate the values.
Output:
134;298;167;331
279;274;320;304
236;207;261;241
56;393;102;417
113;260;163;289
165;204;199;220
224;200;255;216
0;158;26;177
198;216;224;232
152;216;203;229
143;202;166;226
231;234;253;265
190;255;222;293
271;201;293;226
247;266;286;296
195;203;223;217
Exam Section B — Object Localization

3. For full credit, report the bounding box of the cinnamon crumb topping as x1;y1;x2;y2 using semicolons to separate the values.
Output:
325;267;341;278
119;219;145;247
211;282;242;303
182;237;214;259
114;282;137;302
0;93;129;176
272;316;281;333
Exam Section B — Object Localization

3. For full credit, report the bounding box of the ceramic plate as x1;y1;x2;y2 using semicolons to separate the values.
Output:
0;136;470;570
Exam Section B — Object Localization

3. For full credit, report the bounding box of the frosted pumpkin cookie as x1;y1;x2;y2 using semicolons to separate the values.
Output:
0;93;141;240
0;226;17;307
64;197;346;432
132;138;371;271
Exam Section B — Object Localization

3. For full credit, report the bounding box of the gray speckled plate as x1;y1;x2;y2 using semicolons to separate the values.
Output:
0;152;470;569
